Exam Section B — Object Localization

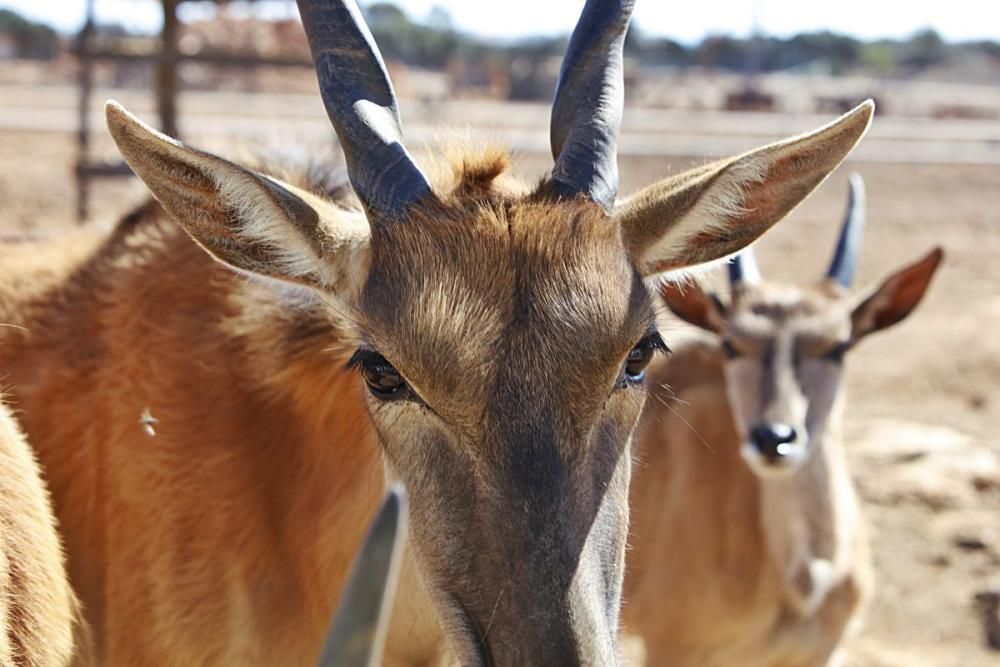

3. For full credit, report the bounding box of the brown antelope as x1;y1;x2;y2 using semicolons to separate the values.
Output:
0;0;874;662
0;396;91;666
623;175;944;667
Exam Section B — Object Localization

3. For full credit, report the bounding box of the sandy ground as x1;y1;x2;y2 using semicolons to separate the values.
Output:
1;96;999;665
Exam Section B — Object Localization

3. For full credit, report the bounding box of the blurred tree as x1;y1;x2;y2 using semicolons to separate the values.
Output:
696;35;743;70
902;28;947;67
426;6;453;32
364;2;460;69
861;41;897;76
338;2;995;83
0;8;58;59
968;40;1000;59
774;32;860;73
365;2;412;61
623;22;690;67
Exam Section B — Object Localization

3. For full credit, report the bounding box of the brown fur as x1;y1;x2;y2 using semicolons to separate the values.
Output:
616;102;873;274
0;397;92;666
0;210;383;664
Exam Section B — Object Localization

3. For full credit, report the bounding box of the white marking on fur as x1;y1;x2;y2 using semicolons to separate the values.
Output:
217;173;329;282
107;101;371;292
641;155;768;270
806;558;836;611
139;408;158;437
739;442;808;479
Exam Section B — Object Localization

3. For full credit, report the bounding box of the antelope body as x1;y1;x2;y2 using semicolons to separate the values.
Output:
623;176;943;666
0;397;90;666
0;1;874;664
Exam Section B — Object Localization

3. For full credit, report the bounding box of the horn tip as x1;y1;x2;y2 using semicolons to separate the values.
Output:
848;172;865;191
384;484;407;513
380;484;408;540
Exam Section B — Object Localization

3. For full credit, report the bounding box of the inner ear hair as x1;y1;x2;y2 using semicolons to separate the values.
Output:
658;279;726;333
617;100;875;276
850;246;944;342
105;100;371;292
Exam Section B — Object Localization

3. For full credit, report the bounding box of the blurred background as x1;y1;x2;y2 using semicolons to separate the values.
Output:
0;1;998;665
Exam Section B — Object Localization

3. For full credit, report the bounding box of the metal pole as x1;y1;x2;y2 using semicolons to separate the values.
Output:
157;0;179;137
75;0;95;223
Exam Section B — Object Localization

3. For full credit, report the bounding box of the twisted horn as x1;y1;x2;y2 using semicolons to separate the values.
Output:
297;0;430;218
728;248;762;287
549;0;635;210
827;173;866;287
316;486;407;667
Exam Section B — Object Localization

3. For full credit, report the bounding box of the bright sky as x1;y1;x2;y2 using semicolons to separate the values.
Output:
4;0;999;43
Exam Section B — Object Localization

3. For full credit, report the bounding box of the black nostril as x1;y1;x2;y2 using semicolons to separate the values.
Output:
750;423;798;459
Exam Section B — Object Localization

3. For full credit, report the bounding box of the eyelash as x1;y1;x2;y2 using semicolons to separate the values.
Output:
639;332;671;357
345;347;382;372
617;331;670;388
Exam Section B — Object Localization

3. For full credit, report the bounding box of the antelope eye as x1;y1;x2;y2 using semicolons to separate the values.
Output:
626;346;652;382
721;339;742;359
623;332;669;385
348;350;410;400
823;341;850;364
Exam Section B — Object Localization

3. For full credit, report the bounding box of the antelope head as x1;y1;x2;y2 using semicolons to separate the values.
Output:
105;0;874;662
661;175;943;477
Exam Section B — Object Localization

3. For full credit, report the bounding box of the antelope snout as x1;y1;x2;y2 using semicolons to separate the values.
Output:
742;422;807;474
750;422;797;459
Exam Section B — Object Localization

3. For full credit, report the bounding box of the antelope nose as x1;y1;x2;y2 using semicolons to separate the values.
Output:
750;423;798;460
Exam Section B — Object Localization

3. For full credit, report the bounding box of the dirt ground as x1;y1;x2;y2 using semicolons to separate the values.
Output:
1;111;999;665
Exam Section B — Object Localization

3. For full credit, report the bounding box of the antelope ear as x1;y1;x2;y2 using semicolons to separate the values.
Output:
617;100;874;276
850;247;943;343
658;280;726;333
105;101;370;292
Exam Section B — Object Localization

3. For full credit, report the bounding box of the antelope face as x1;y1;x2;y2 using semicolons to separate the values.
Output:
106;0;876;662
355;199;656;665
660;175;944;480
720;284;851;477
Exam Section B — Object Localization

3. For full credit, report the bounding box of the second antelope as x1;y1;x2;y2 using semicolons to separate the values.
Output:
623;175;943;666
0;0;874;664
